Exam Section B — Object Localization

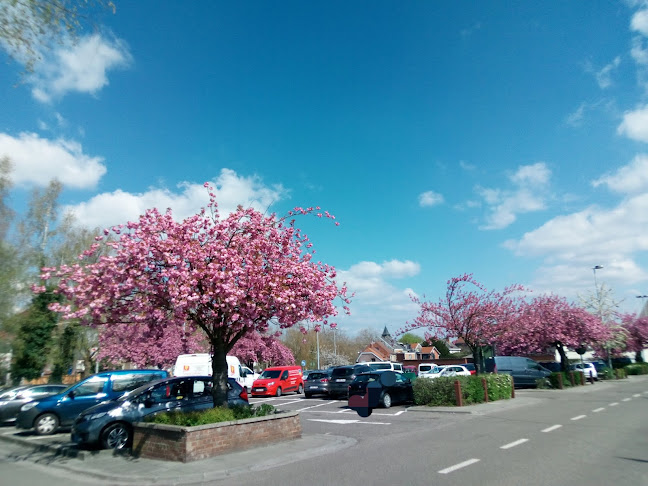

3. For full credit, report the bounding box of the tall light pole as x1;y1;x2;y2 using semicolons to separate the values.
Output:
592;265;611;368
638;295;648;317
316;329;320;370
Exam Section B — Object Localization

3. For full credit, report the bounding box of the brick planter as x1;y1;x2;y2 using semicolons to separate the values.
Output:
131;410;301;463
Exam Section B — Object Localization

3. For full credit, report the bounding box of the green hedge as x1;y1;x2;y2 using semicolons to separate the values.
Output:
413;374;512;407
146;403;276;426
625;363;648;375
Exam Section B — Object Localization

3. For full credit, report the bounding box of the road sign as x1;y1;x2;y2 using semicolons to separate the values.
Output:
301;360;306;367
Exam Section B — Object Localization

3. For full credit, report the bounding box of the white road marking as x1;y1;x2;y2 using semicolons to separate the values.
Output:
277;400;303;405
296;401;339;412
393;410;406;416
438;458;480;474
609;402;619;407
633;394;641;398
622;398;631;402
542;425;562;433
500;438;529;449
308;419;390;425
592;407;605;413
571;415;587;421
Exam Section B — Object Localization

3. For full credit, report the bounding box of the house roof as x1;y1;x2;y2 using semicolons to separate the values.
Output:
360;341;391;361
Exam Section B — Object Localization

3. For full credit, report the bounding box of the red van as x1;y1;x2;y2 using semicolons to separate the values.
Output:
251;366;304;397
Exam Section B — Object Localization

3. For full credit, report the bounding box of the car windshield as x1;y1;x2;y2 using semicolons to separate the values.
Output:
428;367;445;374
331;368;354;377
260;370;281;379
0;387;25;400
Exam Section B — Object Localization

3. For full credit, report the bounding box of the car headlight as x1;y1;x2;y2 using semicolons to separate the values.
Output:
87;411;108;420
267;381;275;386
20;402;37;412
0;401;7;406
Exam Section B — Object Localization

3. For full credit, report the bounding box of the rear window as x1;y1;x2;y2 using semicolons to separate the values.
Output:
368;363;391;370
331;368;353;378
353;374;379;383
111;372;164;392
307;372;327;380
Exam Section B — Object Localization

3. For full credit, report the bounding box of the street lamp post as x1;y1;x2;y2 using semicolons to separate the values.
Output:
592;265;611;368
316;330;320;370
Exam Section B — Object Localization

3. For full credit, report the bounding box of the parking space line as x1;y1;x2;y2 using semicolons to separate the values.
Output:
542;425;562;433
500;438;529;449
277;400;302;405
570;415;586;421
592;407;605;413
438;458;480;474
296;401;340;412
609;402;619;407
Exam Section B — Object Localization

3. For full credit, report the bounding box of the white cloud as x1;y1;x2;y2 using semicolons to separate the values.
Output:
631;9;648;36
334;260;421;333
592;153;648;194
566;103;586;127
595;56;621;89
418;190;444;207
459;160;476;171
476;162;551;230
64;168;287;229
631;36;648;66
503;193;648;263
0;132;106;188
31;34;132;103
618;104;648;141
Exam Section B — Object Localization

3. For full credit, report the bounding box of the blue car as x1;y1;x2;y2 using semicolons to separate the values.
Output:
15;369;168;435
72;376;249;449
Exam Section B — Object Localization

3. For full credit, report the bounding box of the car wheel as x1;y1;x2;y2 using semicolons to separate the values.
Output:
298;384;304;394
276;387;282;397
305;393;312;398
101;422;131;450
382;392;392;409
34;413;59;435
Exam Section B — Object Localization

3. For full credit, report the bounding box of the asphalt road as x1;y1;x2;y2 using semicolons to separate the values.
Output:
0;377;646;485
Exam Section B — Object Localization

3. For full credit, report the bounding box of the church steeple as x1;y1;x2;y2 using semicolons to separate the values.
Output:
382;326;391;340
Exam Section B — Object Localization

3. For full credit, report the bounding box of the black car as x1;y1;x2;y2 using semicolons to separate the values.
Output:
71;376;248;450
328;364;371;398
539;361;563;373
0;385;67;423
348;370;414;408
303;370;331;398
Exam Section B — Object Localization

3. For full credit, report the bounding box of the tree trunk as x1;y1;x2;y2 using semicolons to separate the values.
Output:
555;343;568;371
636;350;644;363
211;338;229;407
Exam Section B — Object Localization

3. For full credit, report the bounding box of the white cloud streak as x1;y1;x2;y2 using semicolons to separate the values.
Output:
592;153;648;194
31;34;132;103
618;104;648;141
0;132;106;188
418;190;444;207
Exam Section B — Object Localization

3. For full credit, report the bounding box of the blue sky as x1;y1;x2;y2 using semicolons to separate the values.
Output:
2;1;648;337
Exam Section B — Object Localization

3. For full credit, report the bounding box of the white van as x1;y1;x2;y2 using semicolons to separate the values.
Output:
366;361;404;373
172;354;259;391
418;363;438;375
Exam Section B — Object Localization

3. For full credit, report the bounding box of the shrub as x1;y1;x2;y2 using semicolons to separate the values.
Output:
147;404;276;426
412;374;512;407
599;368;614;380
625;363;648;375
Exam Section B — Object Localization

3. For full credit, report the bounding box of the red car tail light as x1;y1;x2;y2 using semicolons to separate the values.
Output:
320;378;329;383
239;387;249;402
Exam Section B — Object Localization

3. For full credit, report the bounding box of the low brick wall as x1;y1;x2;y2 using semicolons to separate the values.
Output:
131;411;301;463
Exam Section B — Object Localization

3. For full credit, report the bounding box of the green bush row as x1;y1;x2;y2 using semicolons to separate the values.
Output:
147;403;276;427
412;374;512;407
625;363;648;375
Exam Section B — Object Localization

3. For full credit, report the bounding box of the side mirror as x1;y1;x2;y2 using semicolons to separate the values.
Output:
68;390;76;399
144;397;155;408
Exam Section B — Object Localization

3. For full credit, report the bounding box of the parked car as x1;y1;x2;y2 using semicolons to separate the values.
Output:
419;365;446;379
418;363;437;375
484;356;551;388
0;385;67;423
462;363;476;375
539;361;563;373
348;370;414;408
438;365;472;377
251;366;303;397
72;376;248;450
591;361;610;374
16;369;169;435
328;364;371;398
366;361;404;373
570;362;598;380
303;370;331;398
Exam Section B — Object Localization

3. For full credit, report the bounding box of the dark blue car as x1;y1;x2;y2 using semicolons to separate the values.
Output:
15;369;168;435
72;376;249;449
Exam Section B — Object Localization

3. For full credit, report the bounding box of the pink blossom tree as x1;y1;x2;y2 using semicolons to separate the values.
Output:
230;331;295;367
620;314;648;362
37;184;349;406
494;295;611;370
404;274;523;373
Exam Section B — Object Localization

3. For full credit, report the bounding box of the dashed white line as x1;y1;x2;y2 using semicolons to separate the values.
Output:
609;402;619;407
571;415;587;421
592;407;605;413
633;394;641;398
438;458;480;474
500;438;529;449
542;425;562;433
622;398;631;402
